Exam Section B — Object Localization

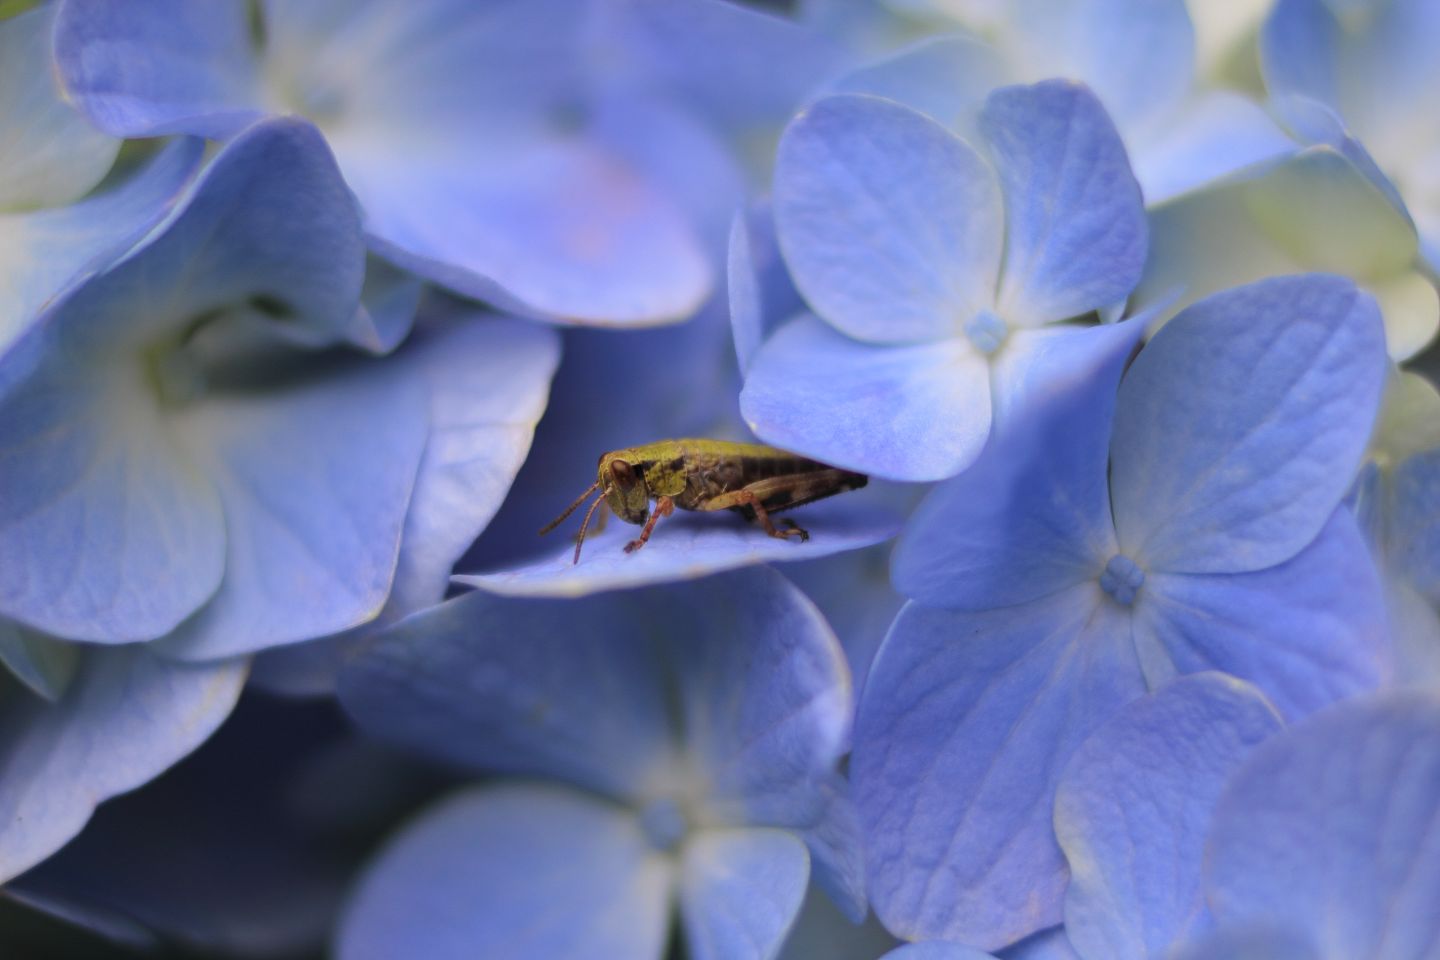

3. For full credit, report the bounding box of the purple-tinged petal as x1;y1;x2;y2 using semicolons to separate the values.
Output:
1391;449;1440;606
741;315;990;482
1111;275;1387;575
345;257;422;356
1129;92;1295;205
983;81;1146;327
338;588;674;801
826;33;1006;138
730;204;805;376
0;647;245;883
882;944;1001;960
54;0;264;139
1169;928;1322;960
336;784;673;960
460;471;900;598
1001;927;1083;960
774;94;1003;344
1054;674;1282;960
796;775;869;923
682;828;811;960
0;4;118;208
152;356;430;660
853;589;1146;949
1206;692;1440;959
1260;0;1340;111
892;320;1143;609
1135;509;1388;720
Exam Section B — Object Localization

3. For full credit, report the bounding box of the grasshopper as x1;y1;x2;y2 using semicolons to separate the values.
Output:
540;439;868;563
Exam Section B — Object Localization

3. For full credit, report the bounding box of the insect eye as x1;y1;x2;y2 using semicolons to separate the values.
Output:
610;460;634;481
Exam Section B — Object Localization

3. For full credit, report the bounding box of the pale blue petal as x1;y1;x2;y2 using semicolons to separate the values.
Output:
1130;92;1296;205
0;624;78;702
1169;928;1321;960
1054;674;1282;960
1260;0;1340;110
741;315;991;482
984;81;1146;327
1001;927;1083;960
54;0;264;138
826;33;1006;137
354;138;713;327
774;94;1003;343
730;204;805;376
1391;449;1440;605
853;589;1146;948
682;828;811;960
338;589;674;800
460;472;900;598
796;775;869;923
0;4;119;208
1110;275;1387;574
0;362;225;643
892;320;1142;609
1134;509;1389;720
345;256;423;356
882;944;1000;960
336;784;673;960
0;647;245;883
1206;693;1440;959
0;139;204;358
1004;0;1194;132
671;568;851;829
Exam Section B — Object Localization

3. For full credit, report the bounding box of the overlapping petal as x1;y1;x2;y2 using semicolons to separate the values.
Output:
681;828;811;960
984;81;1146;327
0;623;79;703
0;647;246;884
853;589;1145;948
774;94;1003;344
1110;275;1386;574
741;315;991;482
1205;692;1440;959
1053;674;1282;960
335;784;673;960
881;944;1000;960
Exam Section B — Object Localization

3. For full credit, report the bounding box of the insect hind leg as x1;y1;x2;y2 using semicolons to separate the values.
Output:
704;487;808;542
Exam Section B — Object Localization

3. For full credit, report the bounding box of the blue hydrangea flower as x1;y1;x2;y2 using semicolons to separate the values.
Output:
0;4;200;355
335;567;862;960
741;80;1147;482
1262;0;1440;273
852;276;1390;948
0;117;558;880
53;0;725;326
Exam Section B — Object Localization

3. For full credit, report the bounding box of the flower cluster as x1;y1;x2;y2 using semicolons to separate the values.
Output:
0;1;1437;959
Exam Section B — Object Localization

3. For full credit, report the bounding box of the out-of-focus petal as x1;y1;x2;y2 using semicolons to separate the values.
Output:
345;257;423;356
1135;509;1388;720
54;0;264;139
984;81;1147;327
1370;271;1439;363
826;33;1005;138
153;357;430;660
1392;449;1440;606
881;944;1001;960
1168;928;1321;960
729;203;805;376
742;315;991;482
795;775;868;923
1001;927;1083;960
681;828;811;960
892;320;1143;609
1054;674;1282;960
0;4;119;208
1129;92;1295;205
338;588;674;801
0;647;245;883
853;589;1146;948
1111;276;1386;575
336;784;673;960
774;94;1003;344
1205;692;1440;959
0;625;78;703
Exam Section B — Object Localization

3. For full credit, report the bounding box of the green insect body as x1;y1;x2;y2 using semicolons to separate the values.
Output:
540;439;868;563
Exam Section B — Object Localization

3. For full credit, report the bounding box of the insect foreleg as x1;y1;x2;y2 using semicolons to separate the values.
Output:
623;496;674;554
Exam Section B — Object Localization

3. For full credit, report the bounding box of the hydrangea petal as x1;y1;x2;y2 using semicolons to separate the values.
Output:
54;0;264;139
1169;928;1322;960
984;81;1146;327
0;365;225;643
681;828;810;960
353;138;712;326
1259;0;1340;111
0;139;203;358
797;776;868;923
0;647;245;883
729;204;804;376
0;4;119;209
1054;674;1282;960
1001;927;1083;960
153;356;430;660
338;589;673;801
1129;92;1295;206
0;624;78;703
741;315;991;482
1370;271;1439;363
773;94;1003;343
1135;509;1388;720
346;257;423;356
892;320;1142;609
881;944;1000;960
853;589;1146;948
459;474;900;598
336;784;673;960
1391;450;1440;606
1206;693;1440;959
1110;275;1386;575
826;33;1006;138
